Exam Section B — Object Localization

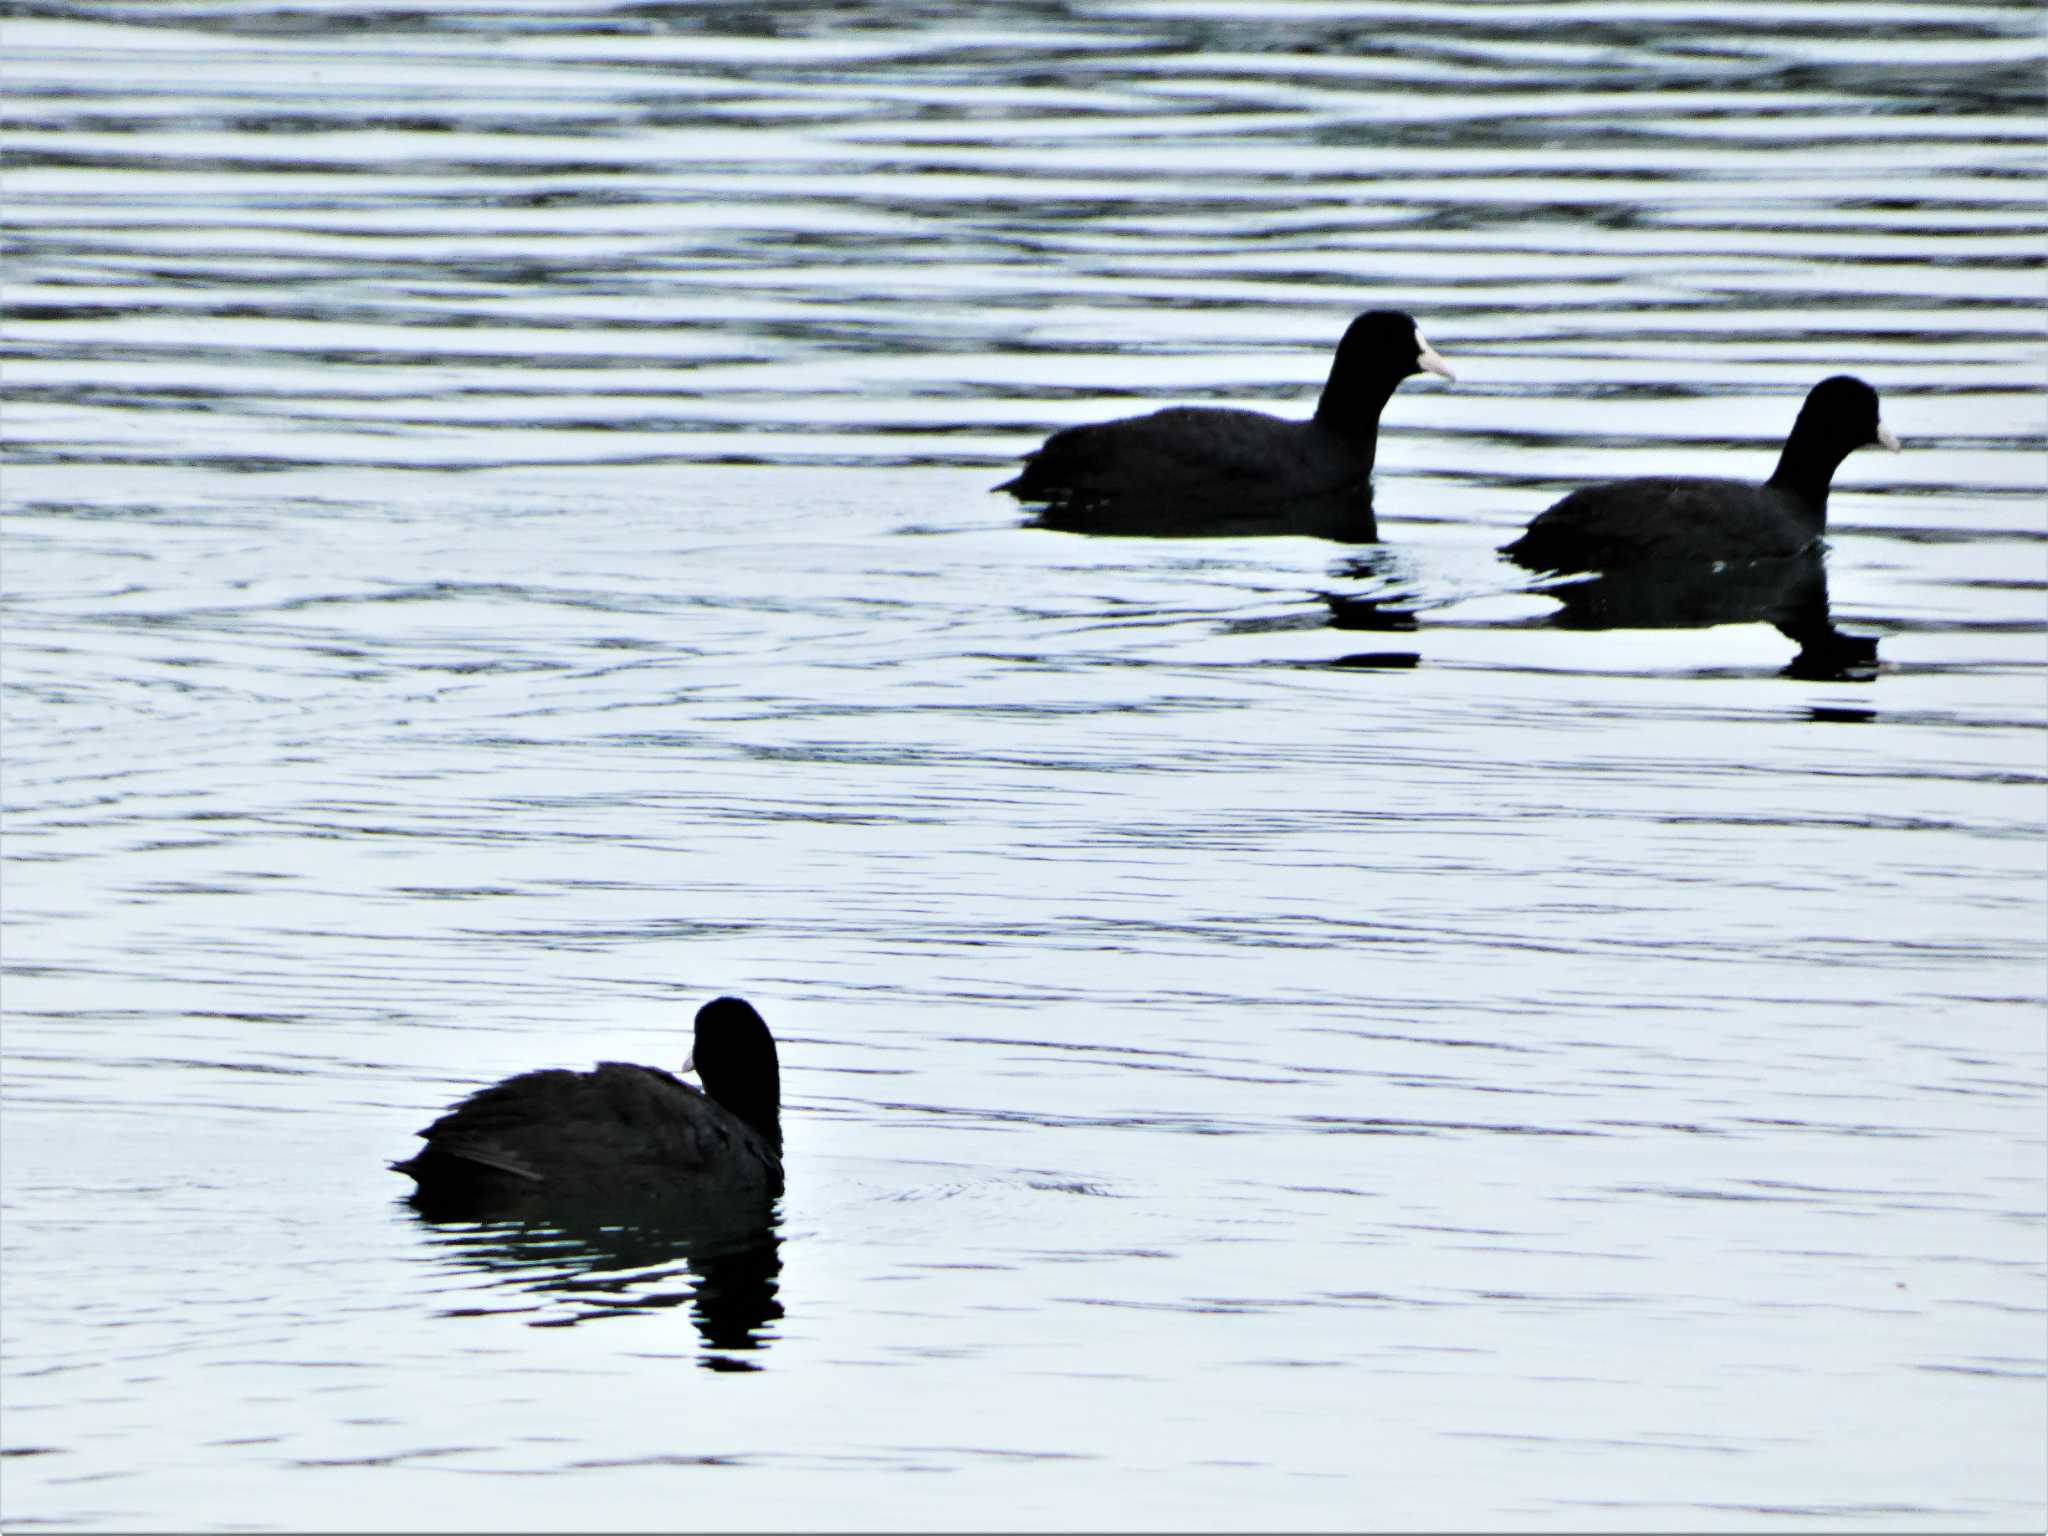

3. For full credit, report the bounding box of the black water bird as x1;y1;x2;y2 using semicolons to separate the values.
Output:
1503;375;1899;573
392;996;782;1218
998;309;1455;541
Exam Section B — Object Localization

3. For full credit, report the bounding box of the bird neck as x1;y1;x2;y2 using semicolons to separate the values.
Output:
699;1059;780;1153
1312;374;1398;448
725;1082;782;1154
1767;469;1830;525
1766;431;1853;526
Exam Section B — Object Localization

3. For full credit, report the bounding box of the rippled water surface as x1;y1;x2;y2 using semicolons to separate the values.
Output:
4;2;2044;1530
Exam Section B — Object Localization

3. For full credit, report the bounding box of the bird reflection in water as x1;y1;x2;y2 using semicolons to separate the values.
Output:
407;1201;783;1365
1320;547;1876;679
1528;547;1879;681
1317;548;1424;669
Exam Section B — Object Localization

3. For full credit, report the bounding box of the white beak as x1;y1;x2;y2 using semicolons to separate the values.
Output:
681;1052;696;1075
1415;327;1455;382
1875;420;1901;452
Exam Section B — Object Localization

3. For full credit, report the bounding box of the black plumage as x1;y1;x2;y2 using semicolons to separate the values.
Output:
1504;375;1899;573
392;996;782;1218
997;309;1454;541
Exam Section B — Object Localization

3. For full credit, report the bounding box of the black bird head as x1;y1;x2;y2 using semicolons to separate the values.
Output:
1793;375;1899;458
1770;374;1900;504
1316;309;1455;434
688;997;782;1151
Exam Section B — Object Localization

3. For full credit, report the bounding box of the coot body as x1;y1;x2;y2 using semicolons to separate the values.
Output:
998;309;1454;541
1504;375;1898;573
392;996;782;1217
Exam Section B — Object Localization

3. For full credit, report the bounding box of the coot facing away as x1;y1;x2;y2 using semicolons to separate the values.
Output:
998;309;1454;541
392;996;782;1218
1504;374;1900;573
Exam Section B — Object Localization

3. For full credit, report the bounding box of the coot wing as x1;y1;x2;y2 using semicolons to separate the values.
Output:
398;1063;723;1188
1508;477;1811;571
1008;406;1354;508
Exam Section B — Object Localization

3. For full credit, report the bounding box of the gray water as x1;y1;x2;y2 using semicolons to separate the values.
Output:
3;2;2044;1530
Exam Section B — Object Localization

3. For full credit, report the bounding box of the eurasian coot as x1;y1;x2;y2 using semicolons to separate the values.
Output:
997;309;1454;540
392;996;782;1216
1504;375;1900;573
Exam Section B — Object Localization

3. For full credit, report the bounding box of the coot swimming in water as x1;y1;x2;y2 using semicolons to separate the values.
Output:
1503;374;1900;573
392;996;781;1217
997;309;1454;541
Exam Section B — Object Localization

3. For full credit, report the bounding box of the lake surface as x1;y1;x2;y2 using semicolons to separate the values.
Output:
3;2;2044;1530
